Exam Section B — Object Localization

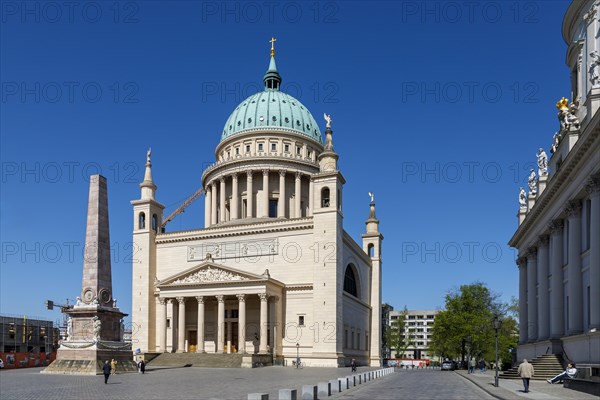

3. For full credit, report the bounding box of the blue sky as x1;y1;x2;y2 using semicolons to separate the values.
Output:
1;1;572;323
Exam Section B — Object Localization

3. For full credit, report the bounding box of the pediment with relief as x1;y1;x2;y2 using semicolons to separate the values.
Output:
157;262;271;287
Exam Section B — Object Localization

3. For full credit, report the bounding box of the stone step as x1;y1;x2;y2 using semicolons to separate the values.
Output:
148;353;244;368
500;353;565;381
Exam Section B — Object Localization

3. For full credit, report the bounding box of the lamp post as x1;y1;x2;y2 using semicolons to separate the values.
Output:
296;343;300;369
493;316;503;387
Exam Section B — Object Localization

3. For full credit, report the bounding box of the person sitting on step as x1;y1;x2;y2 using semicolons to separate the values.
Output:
547;363;577;384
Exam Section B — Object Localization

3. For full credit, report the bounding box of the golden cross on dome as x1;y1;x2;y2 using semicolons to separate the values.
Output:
269;37;277;57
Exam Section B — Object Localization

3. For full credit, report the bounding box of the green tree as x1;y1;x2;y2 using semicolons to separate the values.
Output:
385;306;414;358
430;282;517;367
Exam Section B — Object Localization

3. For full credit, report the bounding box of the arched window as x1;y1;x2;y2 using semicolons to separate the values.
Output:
368;243;374;257
138;212;146;229
337;189;341;210
152;214;158;232
321;187;330;208
344;265;358;297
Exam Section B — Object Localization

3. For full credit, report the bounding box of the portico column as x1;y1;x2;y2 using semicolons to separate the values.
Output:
247;171;254;218
262;170;269;217
526;247;538;342
518;257;528;344
295;172;302;218
549;220;565;338
204;185;212;228
196;296;205;353
216;295;225;353
176;297;186;352
278;170;286;218
237;294;246;353
231;173;239;220
586;177;600;329
158;298;167;352
226;317;232;353
308;179;314;216
211;181;217;225
219;176;226;223
565;200;583;335
258;293;269;353
167;299;174;352
537;235;550;340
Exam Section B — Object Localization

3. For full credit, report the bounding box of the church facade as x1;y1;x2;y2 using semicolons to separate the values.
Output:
131;42;383;367
509;0;599;368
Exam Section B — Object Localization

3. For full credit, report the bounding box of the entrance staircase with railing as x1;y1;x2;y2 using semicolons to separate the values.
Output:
500;354;564;380
147;353;244;368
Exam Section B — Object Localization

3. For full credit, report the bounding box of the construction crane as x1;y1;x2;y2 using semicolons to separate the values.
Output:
160;187;204;231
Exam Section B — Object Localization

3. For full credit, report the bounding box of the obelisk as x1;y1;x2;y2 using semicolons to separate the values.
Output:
43;175;137;375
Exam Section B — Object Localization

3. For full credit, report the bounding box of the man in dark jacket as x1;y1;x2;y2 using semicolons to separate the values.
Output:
102;360;112;384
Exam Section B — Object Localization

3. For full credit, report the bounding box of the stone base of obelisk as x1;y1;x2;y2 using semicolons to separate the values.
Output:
42;344;137;375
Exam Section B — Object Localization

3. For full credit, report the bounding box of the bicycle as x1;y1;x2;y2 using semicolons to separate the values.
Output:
292;360;304;369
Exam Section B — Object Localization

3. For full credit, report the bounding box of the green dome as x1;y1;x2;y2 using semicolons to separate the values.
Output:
221;54;322;143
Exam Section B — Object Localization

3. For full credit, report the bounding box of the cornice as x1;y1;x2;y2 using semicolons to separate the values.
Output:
156;217;314;244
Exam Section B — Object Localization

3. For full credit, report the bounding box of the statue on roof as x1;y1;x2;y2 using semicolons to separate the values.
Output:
324;113;332;128
519;187;527;208
590;51;600;87
146;148;152;164
528;169;538;195
536;148;548;176
368;192;374;203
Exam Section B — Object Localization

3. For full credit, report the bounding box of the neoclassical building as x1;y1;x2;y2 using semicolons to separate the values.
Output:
131;42;383;367
509;0;599;368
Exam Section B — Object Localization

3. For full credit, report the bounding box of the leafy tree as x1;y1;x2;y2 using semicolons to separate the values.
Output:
385;306;414;358
430;282;518;368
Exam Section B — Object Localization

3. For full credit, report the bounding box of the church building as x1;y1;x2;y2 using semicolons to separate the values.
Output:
509;0;599;374
131;40;383;367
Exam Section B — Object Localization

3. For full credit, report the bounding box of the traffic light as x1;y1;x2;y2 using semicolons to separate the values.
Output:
45;300;54;310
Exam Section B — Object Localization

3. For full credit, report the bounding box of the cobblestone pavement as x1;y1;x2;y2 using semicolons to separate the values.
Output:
333;368;495;399
457;369;597;400
0;365;377;400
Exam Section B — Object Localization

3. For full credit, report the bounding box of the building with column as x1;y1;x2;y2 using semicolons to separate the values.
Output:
131;41;383;367
509;0;599;368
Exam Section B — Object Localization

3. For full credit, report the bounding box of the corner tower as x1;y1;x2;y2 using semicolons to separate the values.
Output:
362;195;383;366
131;149;164;353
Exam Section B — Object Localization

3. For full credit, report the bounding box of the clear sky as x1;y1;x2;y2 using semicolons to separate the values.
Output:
1;1;572;324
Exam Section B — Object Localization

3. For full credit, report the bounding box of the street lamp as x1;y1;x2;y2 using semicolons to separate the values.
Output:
296;343;300;369
492;316;503;387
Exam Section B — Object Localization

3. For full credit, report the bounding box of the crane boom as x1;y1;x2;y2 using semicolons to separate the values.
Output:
160;187;204;229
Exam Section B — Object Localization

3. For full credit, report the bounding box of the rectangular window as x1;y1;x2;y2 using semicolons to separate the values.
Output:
298;315;305;326
284;144;289;152
236;147;240;155
408;316;416;319
271;143;277;152
231;309;239;318
166;319;171;328
269;199;278;218
427;315;435;319
258;143;264;151
246;145;251;153
242;199;247;218
296;146;301;155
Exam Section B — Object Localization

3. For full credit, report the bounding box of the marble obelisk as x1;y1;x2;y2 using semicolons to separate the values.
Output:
43;175;137;375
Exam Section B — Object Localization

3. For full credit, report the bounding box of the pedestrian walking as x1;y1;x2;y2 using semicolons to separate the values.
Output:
468;358;476;374
138;360;146;374
350;358;357;372
111;358;117;374
479;359;485;374
102;361;111;384
517;358;535;393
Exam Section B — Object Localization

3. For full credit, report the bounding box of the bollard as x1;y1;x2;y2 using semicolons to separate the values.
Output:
317;382;331;397
329;378;341;392
339;377;349;390
358;374;362;384
301;385;317;400
278;389;297;400
350;375;356;386
248;394;268;400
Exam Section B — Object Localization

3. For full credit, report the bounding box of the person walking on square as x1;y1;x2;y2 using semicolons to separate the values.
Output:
479;359;485;374
547;363;576;384
518;358;535;393
102;361;111;384
468;357;476;374
111;358;117;374
139;360;146;374
350;358;357;372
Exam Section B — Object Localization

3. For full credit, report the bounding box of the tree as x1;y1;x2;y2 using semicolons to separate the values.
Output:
385;306;414;358
430;282;518;367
